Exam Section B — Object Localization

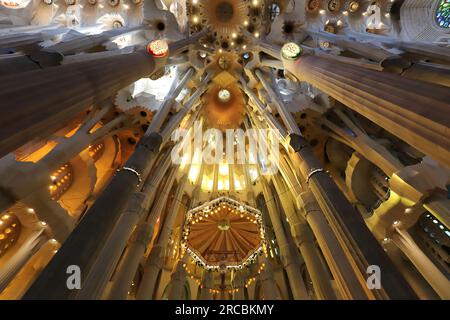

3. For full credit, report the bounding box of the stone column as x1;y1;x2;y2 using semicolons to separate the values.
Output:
282;54;450;169
392;228;450;299
23;130;163;299
106;169;178;300
384;242;439;300
272;175;336;300
75;153;172;299
290;136;416;299
0;31;205;159
231;270;246;300
44;26;143;55
79;69;207;298
298;191;369;299
22;35;207;298
0;238;60;299
0;49;157;159
259;256;281;300
199;270;214;300
135;245;166;300
167;256;189;300
135;176;189;300
147;67;196;133
0;229;47;292
346;30;450;64
261;180;309;300
246;70;417;299
0;104;124;215
0;32;44;50
307;31;410;71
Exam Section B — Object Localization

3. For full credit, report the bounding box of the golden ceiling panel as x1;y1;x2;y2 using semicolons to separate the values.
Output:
203;83;246;130
187;0;266;52
182;197;265;270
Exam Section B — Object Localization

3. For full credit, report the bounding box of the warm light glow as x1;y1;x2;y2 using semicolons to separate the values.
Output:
146;39;169;58
219;164;229;175
281;42;302;60
189;165;200;183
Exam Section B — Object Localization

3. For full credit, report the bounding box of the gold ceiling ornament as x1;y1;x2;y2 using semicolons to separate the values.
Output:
188;0;263;52
348;1;360;13
201;0;249;36
146;39;169;58
324;22;337;34
306;0;320;13
327;0;342;13
281;42;303;60
0;212;21;258
203;82;245;130
181;196;266;270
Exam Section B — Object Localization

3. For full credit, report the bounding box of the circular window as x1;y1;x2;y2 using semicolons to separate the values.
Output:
281;42;303;60
218;89;231;103
108;0;119;7
436;0;450;28
268;3;281;21
306;0;320;12
327;0;341;12
349;1;360;13
216;2;234;23
112;20;123;28
146;39;169;58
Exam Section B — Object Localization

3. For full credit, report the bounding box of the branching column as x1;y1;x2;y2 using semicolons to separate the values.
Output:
22;59;198;299
199;270;214;300
252;69;417;299
136;177;189;300
167;255;189;300
392;228;450;299
0;50;158;158
231;270;246;300
261;180;309;300
272;175;336;300
282;54;450;169
259;256;281;300
106;169;179;300
297;191;369;299
74;69;200;299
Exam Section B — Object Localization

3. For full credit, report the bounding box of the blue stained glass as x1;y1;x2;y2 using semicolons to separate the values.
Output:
436;0;450;28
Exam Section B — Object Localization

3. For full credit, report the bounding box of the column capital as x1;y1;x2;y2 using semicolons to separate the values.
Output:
141;132;163;153
129;222;154;247
287;133;309;152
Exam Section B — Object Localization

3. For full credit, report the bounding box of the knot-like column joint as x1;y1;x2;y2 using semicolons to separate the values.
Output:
129;222;154;246
297;191;322;217
141;132;163;153
118;167;142;186
306;168;326;184
288;133;308;152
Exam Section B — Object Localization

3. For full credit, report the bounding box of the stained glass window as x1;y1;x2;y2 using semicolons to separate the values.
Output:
436;0;450;28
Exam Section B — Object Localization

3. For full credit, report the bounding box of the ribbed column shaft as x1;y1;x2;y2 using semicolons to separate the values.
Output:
272;175;336;300
261;181;309;300
106;169;178;300
298;191;369;300
23;131;163;299
259;256;281;300
284;55;450;169
0;49;159;159
199;270;214;300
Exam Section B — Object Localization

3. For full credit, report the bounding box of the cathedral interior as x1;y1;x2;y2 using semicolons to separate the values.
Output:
0;0;449;301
